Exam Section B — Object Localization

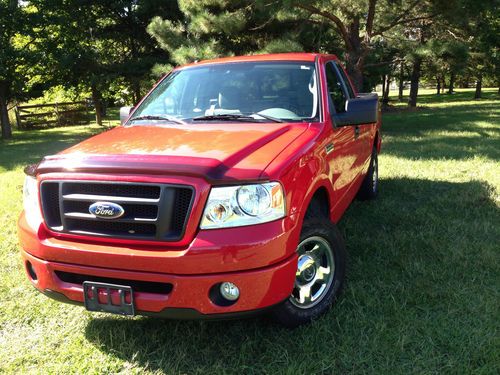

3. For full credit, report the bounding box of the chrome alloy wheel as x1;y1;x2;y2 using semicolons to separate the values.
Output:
372;154;378;193
290;236;335;309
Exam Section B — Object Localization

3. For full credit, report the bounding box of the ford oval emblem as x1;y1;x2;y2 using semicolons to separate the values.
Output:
89;202;125;219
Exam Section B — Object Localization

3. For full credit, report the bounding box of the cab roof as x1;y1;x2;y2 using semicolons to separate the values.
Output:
177;53;337;70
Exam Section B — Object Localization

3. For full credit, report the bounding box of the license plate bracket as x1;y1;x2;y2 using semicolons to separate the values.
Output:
83;281;135;316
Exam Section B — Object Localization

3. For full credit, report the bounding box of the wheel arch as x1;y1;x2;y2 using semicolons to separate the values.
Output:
374;130;381;153
304;186;330;218
295;178;335;229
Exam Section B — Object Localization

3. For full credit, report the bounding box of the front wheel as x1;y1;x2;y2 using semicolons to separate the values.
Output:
271;218;346;328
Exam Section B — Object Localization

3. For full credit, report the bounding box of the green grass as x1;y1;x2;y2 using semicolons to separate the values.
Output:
0;89;499;374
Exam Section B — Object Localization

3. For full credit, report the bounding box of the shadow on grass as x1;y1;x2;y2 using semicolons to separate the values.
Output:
84;177;499;373
383;103;500;160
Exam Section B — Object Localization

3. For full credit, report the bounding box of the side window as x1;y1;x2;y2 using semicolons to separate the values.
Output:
325;62;347;113
335;62;355;98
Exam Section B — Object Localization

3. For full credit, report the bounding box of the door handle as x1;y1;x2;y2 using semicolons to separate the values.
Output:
354;126;360;139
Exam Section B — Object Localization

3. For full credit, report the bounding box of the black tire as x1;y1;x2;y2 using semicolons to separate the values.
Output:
271;218;346;328
357;147;379;200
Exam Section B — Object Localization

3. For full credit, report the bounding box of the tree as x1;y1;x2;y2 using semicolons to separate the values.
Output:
146;1;333;66
29;0;111;125
149;1;470;93
33;0;182;125
285;0;440;91
361;38;399;105
423;38;468;95
424;0;498;99
95;1;182;103
399;0;488;107
467;7;499;99
0;1;40;138
402;22;431;108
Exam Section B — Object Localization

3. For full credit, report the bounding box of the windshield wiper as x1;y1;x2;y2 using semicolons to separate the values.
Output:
193;113;285;123
192;114;261;122
251;112;285;123
129;115;186;125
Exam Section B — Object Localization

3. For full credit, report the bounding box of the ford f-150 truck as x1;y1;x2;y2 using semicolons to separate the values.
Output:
19;53;381;327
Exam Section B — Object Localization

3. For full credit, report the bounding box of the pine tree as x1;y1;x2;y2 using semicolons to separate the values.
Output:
147;0;344;69
148;0;444;92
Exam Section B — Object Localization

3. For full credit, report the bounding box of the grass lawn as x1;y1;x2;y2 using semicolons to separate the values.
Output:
0;89;499;374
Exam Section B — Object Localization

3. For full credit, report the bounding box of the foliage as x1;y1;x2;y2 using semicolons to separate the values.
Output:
147;0;462;91
0;1;43;98
145;0;499;100
0;0;44;138
1;0;499;137
146;0;328;65
467;6;500;89
23;0;183;124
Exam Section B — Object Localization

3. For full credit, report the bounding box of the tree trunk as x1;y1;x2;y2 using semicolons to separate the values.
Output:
474;75;482;99
436;77;441;94
382;75;390;106
398;64;404;101
345;52;364;93
293;5;367;92
460;75;470;88
344;17;364;92
91;83;103;126
448;71;455;94
408;57;422;108
132;80;141;104
0;82;12;139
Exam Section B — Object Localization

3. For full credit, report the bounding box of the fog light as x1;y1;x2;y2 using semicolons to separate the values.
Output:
220;282;239;301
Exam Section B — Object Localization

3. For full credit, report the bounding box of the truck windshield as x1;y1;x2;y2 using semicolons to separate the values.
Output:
129;62;319;124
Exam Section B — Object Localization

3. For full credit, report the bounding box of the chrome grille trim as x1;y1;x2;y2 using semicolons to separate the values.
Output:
40;180;194;241
62;194;160;203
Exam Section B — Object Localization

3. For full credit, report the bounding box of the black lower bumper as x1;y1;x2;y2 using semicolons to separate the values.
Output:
40;288;280;321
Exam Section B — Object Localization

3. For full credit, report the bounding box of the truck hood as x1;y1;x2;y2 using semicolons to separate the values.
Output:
36;123;308;182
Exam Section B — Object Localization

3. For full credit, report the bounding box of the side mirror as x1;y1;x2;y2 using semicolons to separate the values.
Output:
332;93;378;127
120;106;134;125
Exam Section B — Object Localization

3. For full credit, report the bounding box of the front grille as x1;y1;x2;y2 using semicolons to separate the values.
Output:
54;271;173;294
63;183;160;199
40;181;194;241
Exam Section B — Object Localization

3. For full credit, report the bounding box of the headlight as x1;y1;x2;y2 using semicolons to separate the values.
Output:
23;176;42;230
200;182;285;229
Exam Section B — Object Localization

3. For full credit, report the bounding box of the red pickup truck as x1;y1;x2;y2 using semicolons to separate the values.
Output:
19;53;381;327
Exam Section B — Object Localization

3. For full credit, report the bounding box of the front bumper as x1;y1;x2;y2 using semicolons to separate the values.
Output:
22;249;296;316
19;212;298;275
19;209;300;316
